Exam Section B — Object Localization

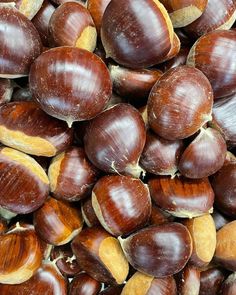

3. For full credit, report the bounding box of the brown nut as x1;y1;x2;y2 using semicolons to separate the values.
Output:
81;197;100;227
69;273;101;295
221;272;236;295
176;266;200;295
199;267;225;295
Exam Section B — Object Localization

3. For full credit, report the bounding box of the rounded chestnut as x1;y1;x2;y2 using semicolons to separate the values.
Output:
148;66;213;140
176;266;200;295
81;197;100;227
199;267;225;295
84;103;146;178
101;0;174;69
160;46;190;72
29;47;112;127
48;147;99;202
0;79;13;105
149;202;174;226
92;175;151;236
69;273;101;295
119;223;192;277
99;285;124;295
221;272;236;295
187;30;236;99
49;2;97;52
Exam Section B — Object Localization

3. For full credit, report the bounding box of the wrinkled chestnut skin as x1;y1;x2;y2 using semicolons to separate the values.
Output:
69;273;101;295
84;103;146;178
0;79;13;105
0;6;42;77
119;223;192;277
187;30;236;99
101;0;174;69
81;197;100;227
221;273;236;295
199;267;225;295
148;66;213;140
29;47;112;126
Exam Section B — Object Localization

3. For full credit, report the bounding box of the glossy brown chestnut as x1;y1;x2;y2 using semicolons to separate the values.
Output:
0;147;49;214
148;66;213;140
81;197;100;227
48;147;99;202
184;214;216;267
84;103;146;178
176;266;200;295
101;0;174;69
185;0;236;38
178;127;227;178
0;223;43;284
99;285;124;295
121;271;177;295
119;223;192;277
29;47;112;127
199;267;225;295
69;273;101;295
221;272;236;295
49;2;97;52
0;260;68;295
92;175;151;236
160;47;190;72
0;79;13;105
149;202;174;226
148;176;214;218
140;130;184;176
71;226;129;284
0;101;73;157
34;198;83;245
187;30;236;98
0;6;42;78
160;0;208;27
212;210;231;231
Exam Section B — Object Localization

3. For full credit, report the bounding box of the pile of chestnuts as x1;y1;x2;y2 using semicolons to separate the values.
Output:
0;0;236;294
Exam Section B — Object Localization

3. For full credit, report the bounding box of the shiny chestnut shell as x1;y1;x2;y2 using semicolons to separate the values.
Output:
199;267;225;295
69;273;101;295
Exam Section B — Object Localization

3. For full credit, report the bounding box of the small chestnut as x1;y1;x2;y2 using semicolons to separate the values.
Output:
81;197;100;227
69;273;101;295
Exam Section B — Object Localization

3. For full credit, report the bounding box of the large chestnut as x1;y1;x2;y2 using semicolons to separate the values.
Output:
119;223;192;277
149;176;214;218
69;273;101;295
101;0;174;69
148;66;213;140
29;47;112;127
84;103;146;178
0;79;13;105
187;30;236;99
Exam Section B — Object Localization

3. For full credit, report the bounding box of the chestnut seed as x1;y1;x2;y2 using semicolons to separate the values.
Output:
48;146;99;202
187;30;236;99
149;176;214;218
140;130;184;176
199;267;225;295
176;266;200;295
84;103;146;178
92;175;151;237
34;198;83;246
0;79;13;105
149;202;174;226
119;223;192;277
221;272;236;295
49;2;97;52
29;47;112;127
148;66;213;140
81;197;100;227
69;273;101;295
99;285;124;295
71;226;129;284
212;210;231;231
0;147;49;214
121;271;177;295
0;5;42;78
0;101;73;157
101;0;174;69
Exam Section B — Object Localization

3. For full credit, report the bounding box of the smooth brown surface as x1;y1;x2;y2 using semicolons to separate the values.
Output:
149;203;174;226
161;32;180;62
177;266;200;295
148;66;213;140
160;47;190;72
69;273;101;295
221;273;236;295
0;79;13;105
199;267;225;295
99;285;123;295
81;197;100;227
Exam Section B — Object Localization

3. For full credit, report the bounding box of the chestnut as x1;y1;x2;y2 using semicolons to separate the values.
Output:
187;30;236;99
148;176;214;218
0;147;49;214
176;266;200;295
160;46;190;72
49;2;97;52
178;127;227;179
160;32;181;63
34;197;83;246
221;273;236;295
149;202;174;226
0;5;42;78
119;223;192;277
199;267;225;295
140;130;184;176
29;47;112;127
148;66;213;140
92;175;151;236
48;146;99;202
84;103;146;178
0;101;73;157
122;271;177;295
71;226;129;284
0;79;13;105
69;273;101;295
212;210;231;231
81;197;100;227
99;285;124;295
0;223;42;284
101;0;174;69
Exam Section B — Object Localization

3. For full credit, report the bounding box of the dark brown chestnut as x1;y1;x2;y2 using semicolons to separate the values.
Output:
99;285;124;295
101;0;174;69
159;47;190;72
71;226;129;284
140;130;184;176
49;2;97;52
0;79;13;105
149;176;214;218
221;272;236;295
11;86;32;102
187;30;236;99
69;273;101;295
29;47;112;127
149;202;174;226
48;146;99;202
81;197;100;227
92;175;151;236
148;66;213;140
84;103;146;178
160;32;181;63
119;223;192;277
176;266;200;295
199;267;225;295
0;5;42;78
212;210;231;231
